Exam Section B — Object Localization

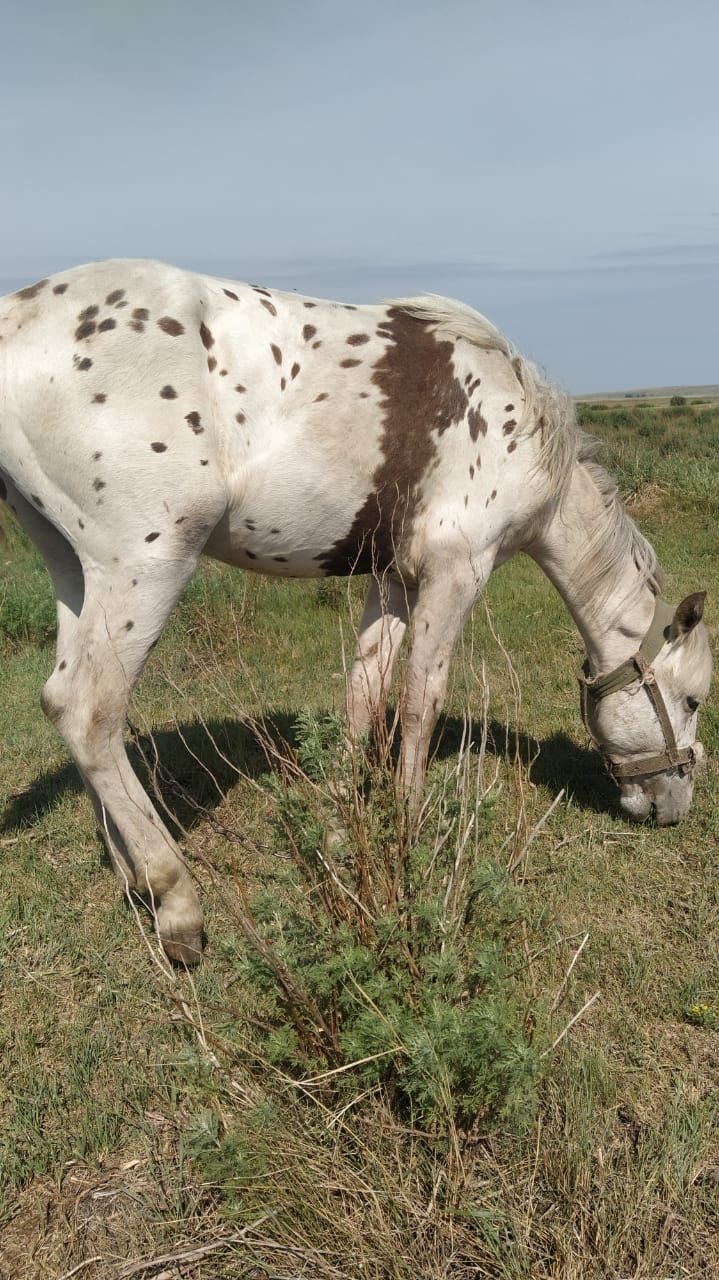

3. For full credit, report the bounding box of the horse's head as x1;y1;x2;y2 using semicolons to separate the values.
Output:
581;593;712;825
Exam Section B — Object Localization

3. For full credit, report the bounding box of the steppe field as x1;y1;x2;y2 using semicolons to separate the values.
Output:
1;399;718;1279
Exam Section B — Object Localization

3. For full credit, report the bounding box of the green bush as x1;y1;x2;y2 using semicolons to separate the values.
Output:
231;711;546;1132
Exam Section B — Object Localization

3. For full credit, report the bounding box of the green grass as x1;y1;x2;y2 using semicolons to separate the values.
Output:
1;403;718;1278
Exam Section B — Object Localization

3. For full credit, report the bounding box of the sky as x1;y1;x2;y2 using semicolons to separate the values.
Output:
0;0;717;392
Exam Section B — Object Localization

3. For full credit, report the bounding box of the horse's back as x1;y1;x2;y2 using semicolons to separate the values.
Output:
0;259;543;581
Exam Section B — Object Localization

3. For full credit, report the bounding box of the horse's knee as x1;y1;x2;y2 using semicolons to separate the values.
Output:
40;667;67;725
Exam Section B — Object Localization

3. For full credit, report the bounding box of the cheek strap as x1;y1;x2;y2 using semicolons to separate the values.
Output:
578;599;696;784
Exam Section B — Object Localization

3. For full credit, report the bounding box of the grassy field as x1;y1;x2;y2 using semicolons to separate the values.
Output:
1;400;718;1278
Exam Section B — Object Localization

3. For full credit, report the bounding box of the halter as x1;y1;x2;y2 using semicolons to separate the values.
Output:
579;597;696;784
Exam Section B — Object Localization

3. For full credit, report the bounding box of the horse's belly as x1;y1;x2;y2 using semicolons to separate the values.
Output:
203;463;370;578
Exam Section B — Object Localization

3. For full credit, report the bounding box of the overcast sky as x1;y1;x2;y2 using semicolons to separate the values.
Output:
1;0;717;391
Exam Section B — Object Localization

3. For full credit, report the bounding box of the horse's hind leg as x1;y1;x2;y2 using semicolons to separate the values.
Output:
40;557;204;963
346;576;415;744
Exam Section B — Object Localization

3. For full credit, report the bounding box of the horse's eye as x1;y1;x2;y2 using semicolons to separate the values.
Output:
686;696;700;713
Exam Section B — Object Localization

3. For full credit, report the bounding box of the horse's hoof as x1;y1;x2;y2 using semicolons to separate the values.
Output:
157;900;204;965
161;932;204;965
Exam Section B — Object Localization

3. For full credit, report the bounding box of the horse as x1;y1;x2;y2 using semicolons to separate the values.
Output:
0;260;711;962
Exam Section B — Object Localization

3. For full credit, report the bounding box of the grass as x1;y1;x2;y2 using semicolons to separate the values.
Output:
0;402;718;1278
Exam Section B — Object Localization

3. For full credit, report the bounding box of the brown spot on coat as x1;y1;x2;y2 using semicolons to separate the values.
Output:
507;440;517;452
93;478;105;492
314;392;328;402
223;288;239;300
151;442;168;452
505;403;515;412
185;411;203;434
302;324;316;341
303;301;316;308
340;358;361;368
15;279;48;300
502;419;517;434
347;333;370;346
199;322;214;350
53;282;68;295
252;286;271;297
318;308;469;574
124;620;134;631
75;320;96;341
261;298;278;317
77;358;92;371
78;305;99;320
157;316;185;336
93;393;106;403
98;317;117;332
133;307;149;321
468;405;488;441
236;412;246;424
235;384;246;393
207;356;217;371
106;289;125;305
145;531;160;542
160;385;178;399
291;362;300;379
270;343;282;365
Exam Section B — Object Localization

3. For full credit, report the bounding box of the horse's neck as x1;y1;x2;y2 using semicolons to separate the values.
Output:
529;463;656;672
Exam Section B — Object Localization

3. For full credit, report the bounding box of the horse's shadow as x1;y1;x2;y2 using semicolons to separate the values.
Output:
1;706;616;838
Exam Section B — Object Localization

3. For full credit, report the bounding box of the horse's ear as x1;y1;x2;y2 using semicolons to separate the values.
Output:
670;592;706;639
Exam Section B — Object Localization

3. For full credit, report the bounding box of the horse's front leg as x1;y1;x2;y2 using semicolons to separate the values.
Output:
398;558;485;810
345;574;416;749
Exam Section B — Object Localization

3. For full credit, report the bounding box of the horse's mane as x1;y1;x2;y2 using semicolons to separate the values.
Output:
389;294;661;606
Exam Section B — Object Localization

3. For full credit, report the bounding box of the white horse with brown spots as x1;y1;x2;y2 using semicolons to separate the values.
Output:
0;261;711;962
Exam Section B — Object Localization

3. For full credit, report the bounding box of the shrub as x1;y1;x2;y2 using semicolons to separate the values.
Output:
230;709;547;1132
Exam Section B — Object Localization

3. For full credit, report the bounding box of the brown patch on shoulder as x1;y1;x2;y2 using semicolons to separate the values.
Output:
270;343;282;365
53;282;68;295
98;317;117;332
75;320;97;341
15;279;48;301
160;385;178;399
158;316;185;336
302;324;317;341
260;298;278;317
133;307;149;321
199;322;214;350
318;308;468;574
106;289;125;305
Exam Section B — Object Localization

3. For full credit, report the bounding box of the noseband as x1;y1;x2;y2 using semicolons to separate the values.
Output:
579;597;696;784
